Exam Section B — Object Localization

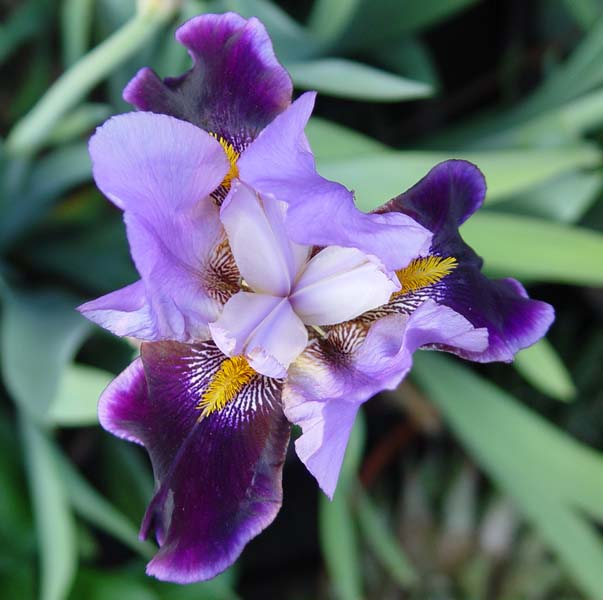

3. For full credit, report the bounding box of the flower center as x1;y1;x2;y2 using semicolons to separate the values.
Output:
211;134;240;191
196;355;256;420
393;255;457;296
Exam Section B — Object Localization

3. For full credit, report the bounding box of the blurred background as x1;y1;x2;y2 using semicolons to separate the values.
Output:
1;0;603;598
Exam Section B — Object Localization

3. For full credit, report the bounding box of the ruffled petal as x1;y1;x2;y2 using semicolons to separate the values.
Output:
220;181;309;296
284;300;487;497
290;246;398;326
89;112;228;213
86;112;233;341
238;93;432;270
98;357;148;445
123;13;292;150
209;292;308;378
376;160;555;361
101;341;291;583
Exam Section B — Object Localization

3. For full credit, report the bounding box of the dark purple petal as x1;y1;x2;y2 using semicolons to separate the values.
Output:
376;160;554;362
99;342;290;582
123;13;292;150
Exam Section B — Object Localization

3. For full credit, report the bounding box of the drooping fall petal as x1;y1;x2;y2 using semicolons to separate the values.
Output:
99;342;291;583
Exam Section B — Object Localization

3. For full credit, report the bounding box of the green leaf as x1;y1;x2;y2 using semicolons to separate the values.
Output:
20;418;77;600
0;142;92;250
335;0;479;53
0;0;52;65
53;444;155;559
48;364;113;427
563;0;602;28
319;413;365;600
412;353;603;598
70;568;157;600
61;0;94;67
307;0;361;44
460;213;603;285
513;339;576;402
1;289;90;421
497;171;602;224
22;220;137;293
316;145;602;211
319;490;363;600
153;569;240;599
48;103;111;145
288;58;433;101
355;485;417;587
306;117;387;160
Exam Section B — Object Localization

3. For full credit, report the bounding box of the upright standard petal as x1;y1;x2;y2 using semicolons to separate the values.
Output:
86;112;235;341
238;93;432;271
100;341;291;583
284;301;487;497
290;246;398;326
375;160;554;361
89;112;228;213
123;13;292;150
220;181;309;296
209;292;308;378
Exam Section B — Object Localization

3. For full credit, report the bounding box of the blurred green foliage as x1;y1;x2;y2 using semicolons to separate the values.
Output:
1;0;603;598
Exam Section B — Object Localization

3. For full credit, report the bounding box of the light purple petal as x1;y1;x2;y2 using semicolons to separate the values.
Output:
89;112;228;213
123;13;292;150
78;281;156;339
284;300;487;497
101;341;290;583
238;93;432;270
290;246;398;326
220;181;309;296
209;292;308;378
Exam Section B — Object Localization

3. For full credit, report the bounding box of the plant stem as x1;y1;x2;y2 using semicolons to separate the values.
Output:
6;7;174;157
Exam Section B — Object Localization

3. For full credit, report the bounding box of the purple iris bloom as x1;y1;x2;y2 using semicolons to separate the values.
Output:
78;13;554;584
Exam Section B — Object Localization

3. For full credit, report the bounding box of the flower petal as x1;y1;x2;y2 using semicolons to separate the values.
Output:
123;13;292;149
209;292;308;378
78;281;156;339
284;300;487;497
220;181;309;296
89;111;228;213
290;246;398;326
238;92;432;270
376;160;555;361
98;357;147;445
102;341;291;583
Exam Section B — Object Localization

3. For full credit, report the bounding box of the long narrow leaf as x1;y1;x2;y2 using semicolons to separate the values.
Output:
513;339;576;402
460;213;603;285
412;353;603;597
21;418;77;600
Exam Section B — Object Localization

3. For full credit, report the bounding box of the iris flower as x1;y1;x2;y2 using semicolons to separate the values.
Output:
79;13;554;583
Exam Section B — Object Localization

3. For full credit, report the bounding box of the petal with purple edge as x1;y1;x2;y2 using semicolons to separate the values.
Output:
89;112;228;213
104;341;291;583
291;246;398;326
376;160;555;361
123;13;292;150
238;92;432;270
98;357;148;446
284;300;487;497
220;181;309;296
209;292;308;378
